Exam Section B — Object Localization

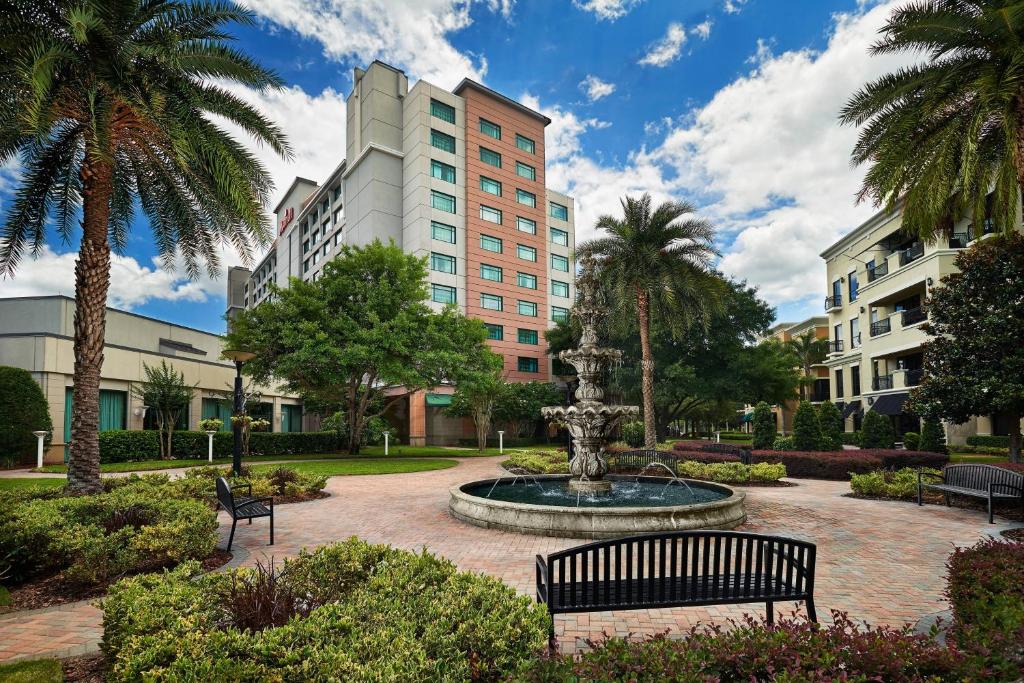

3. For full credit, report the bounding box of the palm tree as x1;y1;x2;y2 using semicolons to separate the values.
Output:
840;0;1024;240
785;330;829;401
0;1;291;494
577;194;723;449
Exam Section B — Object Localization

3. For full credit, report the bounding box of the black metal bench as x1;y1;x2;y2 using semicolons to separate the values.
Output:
536;531;816;638
607;449;680;474
216;476;274;551
918;464;1024;523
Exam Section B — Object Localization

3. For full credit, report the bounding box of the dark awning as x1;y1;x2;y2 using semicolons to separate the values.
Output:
869;393;909;416
841;400;863;419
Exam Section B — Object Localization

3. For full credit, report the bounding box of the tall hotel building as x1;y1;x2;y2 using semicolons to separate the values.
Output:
227;62;576;444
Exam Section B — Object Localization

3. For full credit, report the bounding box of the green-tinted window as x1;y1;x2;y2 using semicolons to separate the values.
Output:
480;176;502;196
517;300;538;316
551;227;569;246
99;390;127;431
550;202;569;220
430;252;455;274
516;134;535;154
281;404;303;433
551;254;569;272
431;159;455;183
480;264;503;282
518;357;539;373
516;216;536;234
480;205;502;224
431;221;455;243
431;284;456;304
517;272;537;289
479;146;502;168
516;189;536;207
484;323;503;341
431;129;456;153
480;234;503;253
431;190;456;213
517;244;537;262
479;118;501;139
201;398;233;431
552;306;570;322
431;98;455;124
551;280;569;297
515;161;536;181
517;328;538;345
481;293;503;311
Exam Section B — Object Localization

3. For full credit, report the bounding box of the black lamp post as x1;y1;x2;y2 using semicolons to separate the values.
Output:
222;349;256;476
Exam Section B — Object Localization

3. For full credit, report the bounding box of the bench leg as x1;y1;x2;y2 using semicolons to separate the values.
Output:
805;597;817;623
269;511;274;546
227;519;237;552
765;601;774;626
917;483;922;506
988;495;994;524
944;493;950;507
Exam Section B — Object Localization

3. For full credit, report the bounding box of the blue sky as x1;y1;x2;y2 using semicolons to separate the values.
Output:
1;0;917;333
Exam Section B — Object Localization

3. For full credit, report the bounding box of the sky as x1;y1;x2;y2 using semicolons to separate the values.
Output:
0;0;922;334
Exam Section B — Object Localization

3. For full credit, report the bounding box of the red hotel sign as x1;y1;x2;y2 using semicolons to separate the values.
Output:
279;207;294;235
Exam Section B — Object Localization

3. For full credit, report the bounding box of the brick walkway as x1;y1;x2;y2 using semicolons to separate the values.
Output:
1;456;1017;662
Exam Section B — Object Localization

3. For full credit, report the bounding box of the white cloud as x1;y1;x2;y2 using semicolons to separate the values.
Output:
579;75;616;102
639;23;687;67
724;0;748;14
691;20;713;39
573;0;642;21
484;0;515;19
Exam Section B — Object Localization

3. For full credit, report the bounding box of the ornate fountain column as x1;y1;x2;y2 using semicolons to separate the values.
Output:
542;258;638;493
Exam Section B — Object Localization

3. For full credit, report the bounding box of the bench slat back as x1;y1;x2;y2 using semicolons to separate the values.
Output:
216;477;233;510
608;450;676;473
546;531;815;612
944;464;1023;490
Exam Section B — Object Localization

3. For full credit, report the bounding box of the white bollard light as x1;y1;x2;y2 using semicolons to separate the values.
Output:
384;431;390;456
32;431;48;469
498;430;505;454
715;431;721;443
206;431;217;462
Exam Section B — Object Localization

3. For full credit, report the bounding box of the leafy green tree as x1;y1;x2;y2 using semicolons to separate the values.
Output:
841;1;1024;241
0;366;52;466
577;193;723;448
786;331;829;401
752;402;776;450
907;234;1024;461
861;410;896;450
227;240;496;454
0;2;290;493
494;382;564;438
816;401;843;452
792;401;822;452
131;361;195;460
445;363;504;452
918;418;948;455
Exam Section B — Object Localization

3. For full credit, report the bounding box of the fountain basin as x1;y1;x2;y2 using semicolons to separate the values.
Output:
449;475;746;539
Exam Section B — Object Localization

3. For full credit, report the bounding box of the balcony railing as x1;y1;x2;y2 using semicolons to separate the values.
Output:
949;232;970;249
825;295;842;310
899;242;925;266
850;332;861;349
866;261;889;282
828;340;844;354
904;368;925;387
901;307;926;327
870;318;892;337
872;374;894;391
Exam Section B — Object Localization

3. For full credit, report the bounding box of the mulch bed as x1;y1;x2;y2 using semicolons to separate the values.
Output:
272;490;330;505
63;654;107;682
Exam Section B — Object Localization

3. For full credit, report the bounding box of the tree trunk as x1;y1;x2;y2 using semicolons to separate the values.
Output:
67;155;114;495
1010;412;1022;464
636;288;657;449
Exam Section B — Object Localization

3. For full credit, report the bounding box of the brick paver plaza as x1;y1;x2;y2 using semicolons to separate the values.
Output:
0;455;1017;662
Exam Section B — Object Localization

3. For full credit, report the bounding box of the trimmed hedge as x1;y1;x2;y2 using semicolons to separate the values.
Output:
101;539;548;681
967;435;1010;448
751;450;949;480
98;430;340;462
670;441;750;459
676;461;786;484
0;366;52;467
504;449;569;474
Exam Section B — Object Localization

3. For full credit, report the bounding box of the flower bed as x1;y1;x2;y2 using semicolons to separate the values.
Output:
750;450;949;480
676;461;786;484
108;465;328;505
503;449;569;474
850;467;942;498
101;539;548;681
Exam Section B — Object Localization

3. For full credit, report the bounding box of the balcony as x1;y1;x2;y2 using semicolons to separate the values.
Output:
901;307;926;327
949;232;970;249
898;242;925;266
872;374;894;391
828;340;844;354
870;318;892;337
904;368;925;387
866;261;889;282
825;294;842;310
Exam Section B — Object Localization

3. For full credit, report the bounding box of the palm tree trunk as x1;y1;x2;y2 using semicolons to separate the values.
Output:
636;288;657;449
67;154;114;495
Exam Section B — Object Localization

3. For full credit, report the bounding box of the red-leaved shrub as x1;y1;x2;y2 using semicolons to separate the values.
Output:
750;450;949;480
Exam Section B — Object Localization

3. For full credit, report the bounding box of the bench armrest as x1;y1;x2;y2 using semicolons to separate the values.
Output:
234;482;253;495
235;496;274;510
535;555;549;604
918;470;943;484
990;483;1023;496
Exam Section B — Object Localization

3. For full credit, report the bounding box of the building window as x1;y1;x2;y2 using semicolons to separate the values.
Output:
484;323;503;341
312;229;319;243
515;161;536;181
303;259;309;273
551;227;569;246
517;244;537;262
480;264;503;282
431;129;456;153
850;318;860;348
479;146;502;168
479;176;502;196
551;280;569;297
431;221;456;243
552;306;570;322
551;254;569;272
312;251;320;265
835;368;844;399
517;328;538;345
481;293;503;311
517;216;536;234
518;357;539;373
550;202;568;221
479;118;501;139
516;189;536;207
303;239;310;254
430;98;455;124
480;234;503;253
431;190;456;213
430;252;455;274
517;272;537;289
849;271;859;302
851;365;861;396
431;159;456;183
431;284;456;304
516;134;535;154
480;205;503;224
517;300;538;316
333;186;341;202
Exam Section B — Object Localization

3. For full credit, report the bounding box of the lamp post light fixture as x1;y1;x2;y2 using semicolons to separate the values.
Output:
32;431;48;469
222;349;257;476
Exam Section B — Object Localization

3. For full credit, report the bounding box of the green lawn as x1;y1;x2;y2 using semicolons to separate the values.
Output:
250;458;457;477
0;659;63;682
950;452;1012;465
0;477;66;492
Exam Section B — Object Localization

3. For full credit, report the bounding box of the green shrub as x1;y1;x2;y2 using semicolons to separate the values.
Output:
620;421;644;448
503;449;569;474
815;401;843;451
751;402;776;450
902;431;920;450
849;467;941;499
860;410;896;449
966;434;1010;448
97;430;340;462
676;460;786;484
0;366;53;467
102;539;548;682
841;431;861;446
772;436;795;451
107;466;327;503
919;419;948;454
792;401;821;451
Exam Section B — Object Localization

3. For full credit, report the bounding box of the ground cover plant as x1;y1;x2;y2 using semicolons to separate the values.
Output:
850;467;942;499
503;449;569;474
101;539;548;682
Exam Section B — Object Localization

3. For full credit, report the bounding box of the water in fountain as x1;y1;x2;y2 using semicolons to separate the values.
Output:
541;257;639;494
